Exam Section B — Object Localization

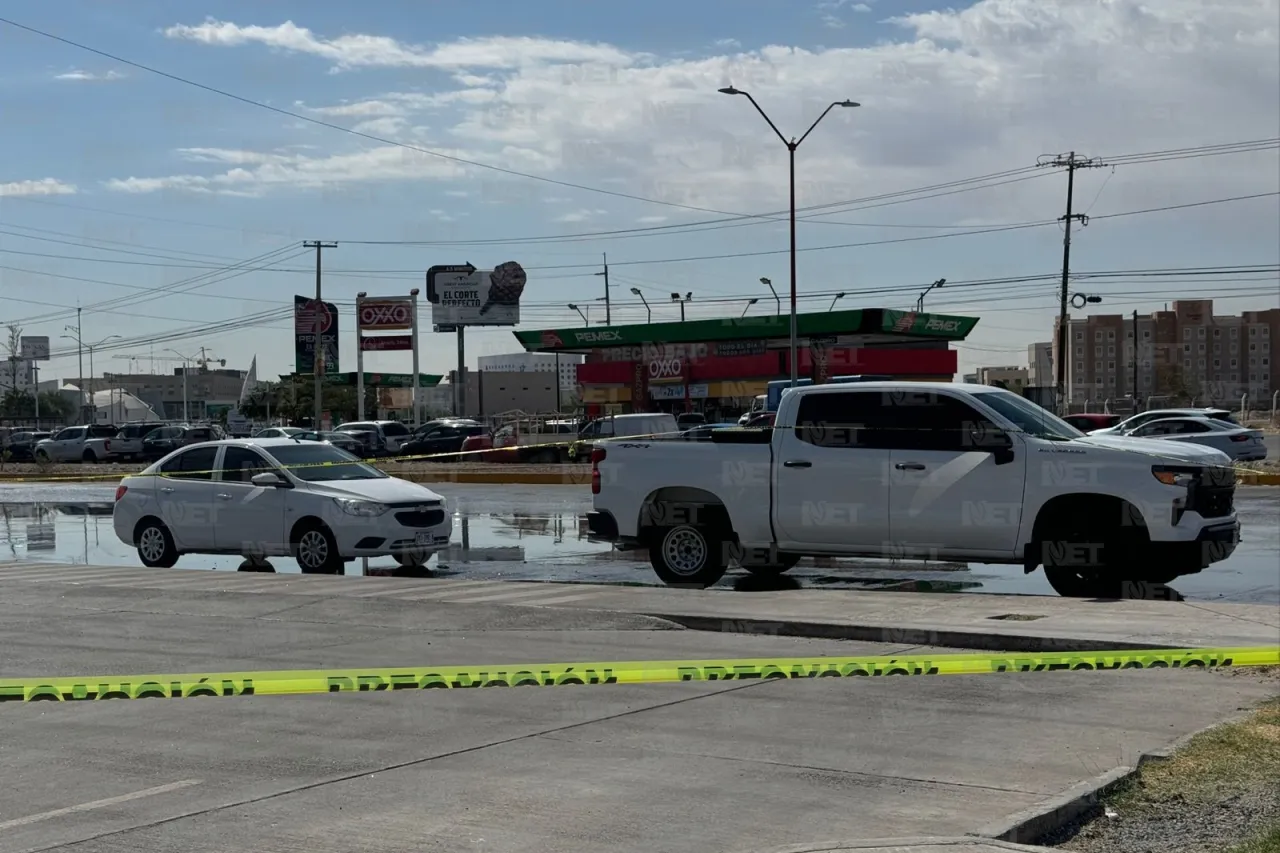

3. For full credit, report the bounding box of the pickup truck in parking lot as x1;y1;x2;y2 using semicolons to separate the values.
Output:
587;382;1240;597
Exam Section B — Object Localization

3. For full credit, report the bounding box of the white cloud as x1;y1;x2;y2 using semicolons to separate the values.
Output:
0;178;78;197
637;215;669;223
121;2;1277;215
851;3;871;11
714;38;741;48
554;208;609;223
104;145;466;196
164;19;636;71
54;69;126;81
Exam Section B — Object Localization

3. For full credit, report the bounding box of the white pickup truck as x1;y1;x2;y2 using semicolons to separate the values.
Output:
587;382;1240;597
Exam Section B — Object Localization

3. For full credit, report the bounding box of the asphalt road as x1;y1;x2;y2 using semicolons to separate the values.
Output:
2;483;1277;603
1;572;1276;853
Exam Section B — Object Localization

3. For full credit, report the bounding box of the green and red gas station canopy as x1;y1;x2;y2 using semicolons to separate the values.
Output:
513;308;980;353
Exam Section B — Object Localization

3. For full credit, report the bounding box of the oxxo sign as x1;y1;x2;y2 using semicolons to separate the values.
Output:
358;299;414;331
649;357;683;381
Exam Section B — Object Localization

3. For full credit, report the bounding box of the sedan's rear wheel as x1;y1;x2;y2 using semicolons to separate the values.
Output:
135;518;179;568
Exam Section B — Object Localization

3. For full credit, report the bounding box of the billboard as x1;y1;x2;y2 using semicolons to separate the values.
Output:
20;336;50;361
428;261;526;327
294;295;340;375
358;299;414;331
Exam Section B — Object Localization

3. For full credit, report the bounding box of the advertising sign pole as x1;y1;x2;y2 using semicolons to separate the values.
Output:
455;327;466;418
410;289;420;428
355;293;366;421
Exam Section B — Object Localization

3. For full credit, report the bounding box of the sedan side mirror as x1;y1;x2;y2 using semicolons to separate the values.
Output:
251;471;289;488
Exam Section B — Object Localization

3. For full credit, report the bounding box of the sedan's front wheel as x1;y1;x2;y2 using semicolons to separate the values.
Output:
292;522;344;574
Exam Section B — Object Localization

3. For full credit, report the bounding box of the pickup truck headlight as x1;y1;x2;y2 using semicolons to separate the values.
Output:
333;498;389;517
1152;466;1199;488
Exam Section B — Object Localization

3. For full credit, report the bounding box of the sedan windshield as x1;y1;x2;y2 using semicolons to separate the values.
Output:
263;444;386;482
970;390;1084;440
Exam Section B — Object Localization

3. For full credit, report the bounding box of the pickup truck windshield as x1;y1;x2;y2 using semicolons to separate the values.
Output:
264;444;387;481
971;391;1084;440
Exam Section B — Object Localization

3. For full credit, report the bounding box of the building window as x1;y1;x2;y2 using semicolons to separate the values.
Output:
1214;328;1221;337
1126;330;1133;339
1264;358;1271;367
1095;331;1103;342
1250;326;1258;336
1075;331;1084;341
1231;327;1238;338
1198;358;1205;368
1214;343;1221;354
1197;327;1205;338
1075;346;1084;356
1143;330;1151;339
1214;359;1221;368
1095;346;1103;357
1198;343;1205;352
1250;343;1257;351
1107;360;1115;370
1076;361;1084;373
1183;344;1191;352
1107;330;1115;341
1231;359;1238;368
1107;345;1115;356
1182;329;1191;340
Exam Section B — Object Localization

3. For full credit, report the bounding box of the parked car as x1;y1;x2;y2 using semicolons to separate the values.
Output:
1089;408;1239;436
112;438;452;573
566;413;680;462
4;430;52;462
253;426;306;439
34;425;120;463
106;422;169;461
1062;413;1122;433
742;411;776;428
335;420;413;455
1118;416;1268;461
141;425;220;461
681;422;742;441
676;413;707;430
587;382;1239;597
399;420;488;461
292;430;365;455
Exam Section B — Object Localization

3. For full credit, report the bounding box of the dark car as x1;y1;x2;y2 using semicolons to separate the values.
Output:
141;425;220;461
4;430;52;462
1062;413;1123;433
292;430;365;455
400;420;489;461
681;422;741;441
675;413;707;430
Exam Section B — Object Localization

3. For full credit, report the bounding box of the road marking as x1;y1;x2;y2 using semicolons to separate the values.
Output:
0;779;202;830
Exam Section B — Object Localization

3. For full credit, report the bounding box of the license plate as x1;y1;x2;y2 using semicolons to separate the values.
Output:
414;532;433;546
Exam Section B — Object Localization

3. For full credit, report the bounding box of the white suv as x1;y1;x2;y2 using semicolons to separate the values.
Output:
113;438;452;573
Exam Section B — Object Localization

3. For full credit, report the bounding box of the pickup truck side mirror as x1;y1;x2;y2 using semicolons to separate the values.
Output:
251;471;290;488
970;427;1016;466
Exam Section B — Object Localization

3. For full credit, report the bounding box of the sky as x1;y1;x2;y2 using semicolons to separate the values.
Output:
0;0;1277;384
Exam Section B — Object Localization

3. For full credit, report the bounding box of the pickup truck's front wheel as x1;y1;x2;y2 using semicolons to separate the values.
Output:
649;524;728;588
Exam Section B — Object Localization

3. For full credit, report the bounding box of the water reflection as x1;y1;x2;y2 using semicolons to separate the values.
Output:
0;499;1269;603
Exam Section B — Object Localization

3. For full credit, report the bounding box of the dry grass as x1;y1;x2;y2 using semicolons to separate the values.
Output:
1228;825;1280;853
1114;699;1280;808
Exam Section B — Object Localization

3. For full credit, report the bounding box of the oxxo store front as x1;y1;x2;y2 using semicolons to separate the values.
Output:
513;308;980;420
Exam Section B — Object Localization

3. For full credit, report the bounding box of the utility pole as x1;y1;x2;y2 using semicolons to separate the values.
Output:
1132;310;1140;410
595;253;611;325
1039;152;1104;413
76;307;83;419
303;241;338;429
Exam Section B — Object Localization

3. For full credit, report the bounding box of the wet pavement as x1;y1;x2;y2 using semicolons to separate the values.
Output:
0;483;1276;603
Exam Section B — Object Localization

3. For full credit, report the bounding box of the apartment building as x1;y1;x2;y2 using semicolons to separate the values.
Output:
1027;342;1053;386
975;365;1029;390
1052;300;1279;405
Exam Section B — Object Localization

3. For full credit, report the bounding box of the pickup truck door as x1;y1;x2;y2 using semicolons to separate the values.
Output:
883;391;1027;556
772;390;890;549
48;427;86;462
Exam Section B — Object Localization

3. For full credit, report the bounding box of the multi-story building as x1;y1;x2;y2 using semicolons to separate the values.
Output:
1027;342;1053;386
975;365;1029;390
86;368;249;420
1052;300;1279;406
477;352;583;390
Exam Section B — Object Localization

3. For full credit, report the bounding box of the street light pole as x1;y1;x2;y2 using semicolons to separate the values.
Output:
630;288;651;323
670;292;692;322
568;304;588;325
828;292;846;311
759;277;779;315
721;88;859;387
741;298;759;317
916;278;946;312
595;253;611;325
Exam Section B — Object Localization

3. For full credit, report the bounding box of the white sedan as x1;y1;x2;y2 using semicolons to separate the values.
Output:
113;438;452;573
1120;416;1268;461
253;426;305;439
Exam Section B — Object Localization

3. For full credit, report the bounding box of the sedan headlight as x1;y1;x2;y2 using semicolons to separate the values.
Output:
1152;465;1199;488
333;498;389;517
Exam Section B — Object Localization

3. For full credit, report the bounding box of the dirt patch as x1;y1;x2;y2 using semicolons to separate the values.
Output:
1042;698;1280;852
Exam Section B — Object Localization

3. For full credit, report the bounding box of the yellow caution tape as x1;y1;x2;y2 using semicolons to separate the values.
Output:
3;646;1275;703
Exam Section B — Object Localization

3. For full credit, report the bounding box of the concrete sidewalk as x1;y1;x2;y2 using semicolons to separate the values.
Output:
3;561;1273;652
0;574;1275;853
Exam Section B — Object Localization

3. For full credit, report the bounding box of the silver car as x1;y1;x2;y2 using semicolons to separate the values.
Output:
1090;407;1238;436
1121;416;1267;461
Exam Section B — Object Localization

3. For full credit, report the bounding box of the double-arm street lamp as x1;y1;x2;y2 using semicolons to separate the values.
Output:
61;331;121;419
720;87;860;386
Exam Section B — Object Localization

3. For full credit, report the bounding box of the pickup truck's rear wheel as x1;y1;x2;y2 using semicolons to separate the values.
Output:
649;524;728;588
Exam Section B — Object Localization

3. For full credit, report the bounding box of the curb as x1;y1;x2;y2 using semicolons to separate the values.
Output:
1237;471;1280;485
737;836;1053;852
973;704;1263;846
652;614;1186;654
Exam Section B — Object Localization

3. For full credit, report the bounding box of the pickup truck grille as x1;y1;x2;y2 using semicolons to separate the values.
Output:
1188;467;1235;519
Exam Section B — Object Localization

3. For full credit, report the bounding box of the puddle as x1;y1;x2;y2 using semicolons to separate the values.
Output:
0;483;1276;603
